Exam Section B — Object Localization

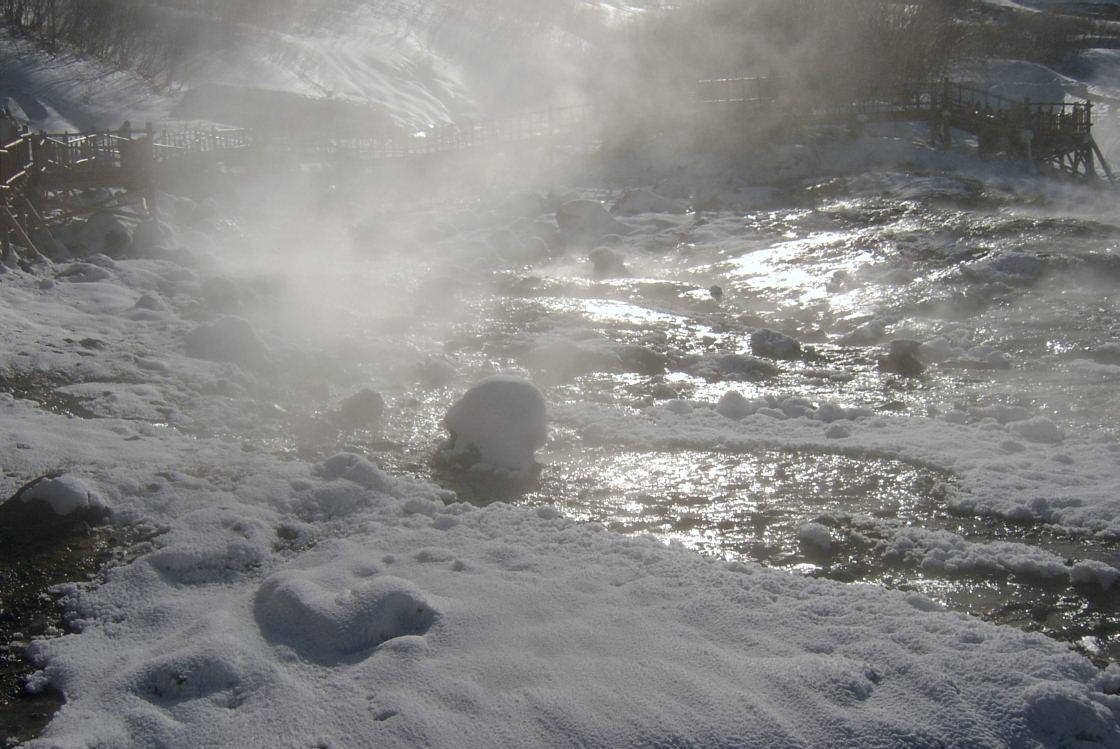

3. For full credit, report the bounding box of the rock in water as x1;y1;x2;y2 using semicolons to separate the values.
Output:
879;339;925;377
335;388;385;429
556;200;628;247
751;328;801;360
443;375;547;472
0;474;110;539
589;247;628;278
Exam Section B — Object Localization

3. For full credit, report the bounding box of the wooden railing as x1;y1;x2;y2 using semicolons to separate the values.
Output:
697;76;1094;137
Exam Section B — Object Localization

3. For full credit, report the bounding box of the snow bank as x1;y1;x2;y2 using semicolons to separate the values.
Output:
21;449;1120;748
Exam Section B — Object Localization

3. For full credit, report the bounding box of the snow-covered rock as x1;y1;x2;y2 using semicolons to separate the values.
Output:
185;316;270;369
16;474;108;517
715;390;760;420
443;375;548;472
798;522;833;554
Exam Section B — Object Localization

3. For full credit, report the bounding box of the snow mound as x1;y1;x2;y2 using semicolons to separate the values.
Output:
1011;417;1064;445
131;636;266;708
185;316;270;369
715;390;762;420
443;375;547;472
1070;560;1120;591
146;508;274;585
255;564;438;662
130;217;176;256
18;474;107;517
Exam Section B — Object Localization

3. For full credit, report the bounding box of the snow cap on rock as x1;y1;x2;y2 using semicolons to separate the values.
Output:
18;474;108;517
444;374;547;473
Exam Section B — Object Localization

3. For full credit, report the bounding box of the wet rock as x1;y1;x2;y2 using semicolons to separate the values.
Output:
751;328;801;360
682;352;780;382
709;285;723;302
335;388;385;430
589;247;628;278
556;200;628;247
131;217;176;256
841;319;887;345
878;339;925;377
611;189;686;216
417;355;457;387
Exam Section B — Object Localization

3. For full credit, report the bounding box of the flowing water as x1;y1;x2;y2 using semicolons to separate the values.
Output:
218;169;1120;662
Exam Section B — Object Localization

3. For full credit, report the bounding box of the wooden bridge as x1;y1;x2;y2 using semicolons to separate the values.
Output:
697;76;1112;180
1;77;1114;260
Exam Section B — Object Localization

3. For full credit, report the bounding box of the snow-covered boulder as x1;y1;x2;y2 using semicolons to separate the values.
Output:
716;390;760;420
799;522;833;554
185;316;270;369
16;474;108;518
751;328;801;360
556;200;628;247
443;375;548;472
1070;560;1120;591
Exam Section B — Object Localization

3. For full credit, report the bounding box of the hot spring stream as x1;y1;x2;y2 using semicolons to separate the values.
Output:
205;171;1120;663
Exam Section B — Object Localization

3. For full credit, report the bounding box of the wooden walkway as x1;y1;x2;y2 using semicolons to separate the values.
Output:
1;78;1114;259
697;76;1112;180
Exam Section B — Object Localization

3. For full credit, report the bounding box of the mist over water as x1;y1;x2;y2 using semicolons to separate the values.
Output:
172;145;1120;661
